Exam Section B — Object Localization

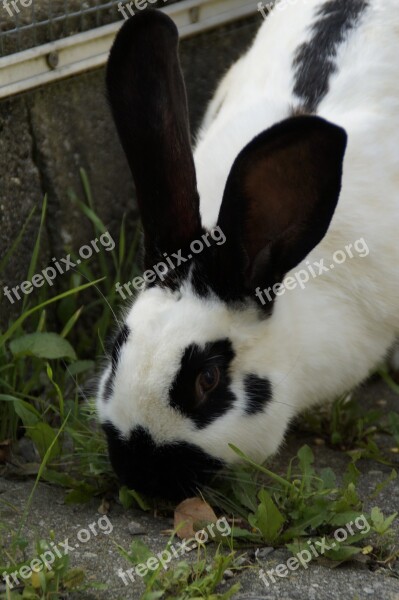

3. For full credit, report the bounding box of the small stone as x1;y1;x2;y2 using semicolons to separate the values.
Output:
127;521;147;536
256;547;274;560
16;437;39;463
235;554;251;567
223;569;234;579
83;552;97;559
363;588;374;595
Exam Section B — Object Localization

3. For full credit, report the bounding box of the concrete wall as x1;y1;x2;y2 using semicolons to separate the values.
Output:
0;15;260;325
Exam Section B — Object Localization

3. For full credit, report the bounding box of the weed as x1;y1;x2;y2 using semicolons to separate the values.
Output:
117;538;242;600
0;171;141;498
0;531;103;599
205;444;398;566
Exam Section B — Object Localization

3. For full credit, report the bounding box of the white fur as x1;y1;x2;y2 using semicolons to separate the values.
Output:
98;0;399;467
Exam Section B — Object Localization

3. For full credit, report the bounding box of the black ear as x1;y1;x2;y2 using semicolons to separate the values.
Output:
106;10;202;268
211;116;347;303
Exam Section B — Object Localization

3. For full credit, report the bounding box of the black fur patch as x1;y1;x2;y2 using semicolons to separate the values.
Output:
103;325;130;401
170;339;236;428
106;10;203;269
191;248;247;305
244;374;272;415
103;372;114;401
111;325;130;372
103;423;224;500
145;245;202;294
195;117;346;312
293;0;369;112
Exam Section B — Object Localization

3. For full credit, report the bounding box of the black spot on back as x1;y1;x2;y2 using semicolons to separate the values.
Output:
102;423;224;500
244;374;272;415
170;339;236;428
293;0;369;112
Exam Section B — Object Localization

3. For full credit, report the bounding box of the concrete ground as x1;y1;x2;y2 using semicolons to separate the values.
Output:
1;376;399;599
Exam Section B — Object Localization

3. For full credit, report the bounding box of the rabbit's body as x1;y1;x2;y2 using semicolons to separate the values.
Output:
195;0;399;410
98;2;399;498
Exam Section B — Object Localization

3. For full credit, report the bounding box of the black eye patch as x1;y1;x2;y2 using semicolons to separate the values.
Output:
244;374;272;415
169;338;236;429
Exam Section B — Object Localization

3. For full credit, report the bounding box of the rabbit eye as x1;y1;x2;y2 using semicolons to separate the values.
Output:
195;366;220;401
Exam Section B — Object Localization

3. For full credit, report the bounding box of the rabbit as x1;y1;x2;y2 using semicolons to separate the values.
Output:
96;0;399;500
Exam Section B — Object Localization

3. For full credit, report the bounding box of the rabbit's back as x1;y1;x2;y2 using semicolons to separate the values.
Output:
196;0;399;231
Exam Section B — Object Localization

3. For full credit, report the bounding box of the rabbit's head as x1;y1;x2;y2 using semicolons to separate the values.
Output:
97;10;347;499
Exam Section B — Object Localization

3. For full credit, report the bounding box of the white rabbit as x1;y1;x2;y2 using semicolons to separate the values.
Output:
97;1;399;499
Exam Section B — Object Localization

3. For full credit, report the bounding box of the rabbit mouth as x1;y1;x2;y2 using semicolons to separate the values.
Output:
102;423;224;500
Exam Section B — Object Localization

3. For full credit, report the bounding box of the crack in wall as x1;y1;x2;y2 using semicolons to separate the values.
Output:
25;97;57;259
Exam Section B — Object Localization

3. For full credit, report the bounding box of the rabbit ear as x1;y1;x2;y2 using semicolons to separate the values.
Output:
106;10;201;267
212;116;347;301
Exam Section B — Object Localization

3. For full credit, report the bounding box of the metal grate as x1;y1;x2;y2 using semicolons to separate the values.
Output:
0;0;259;98
0;0;176;57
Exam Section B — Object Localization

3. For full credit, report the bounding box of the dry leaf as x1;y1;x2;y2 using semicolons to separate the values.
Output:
98;498;110;515
174;497;217;539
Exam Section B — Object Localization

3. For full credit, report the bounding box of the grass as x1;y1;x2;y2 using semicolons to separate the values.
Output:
0;170;142;495
117;539;243;600
205;445;398;562
0;535;90;599
298;389;399;462
1;171;399;598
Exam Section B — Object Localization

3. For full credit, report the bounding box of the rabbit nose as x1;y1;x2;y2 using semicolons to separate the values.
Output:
103;423;224;500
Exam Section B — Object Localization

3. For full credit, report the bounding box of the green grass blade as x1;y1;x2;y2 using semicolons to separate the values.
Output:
0;205;36;273
229;444;297;491
79;168;94;210
17;411;70;537
60;307;83;338
22;195;48;312
0;278;105;347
